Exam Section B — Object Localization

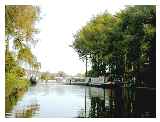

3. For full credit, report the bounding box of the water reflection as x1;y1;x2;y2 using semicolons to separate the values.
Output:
6;83;156;118
14;103;40;118
82;87;155;118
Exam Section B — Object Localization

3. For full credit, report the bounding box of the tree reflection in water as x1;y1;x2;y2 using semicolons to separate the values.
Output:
6;90;40;118
80;87;155;118
14;103;40;118
6;84;155;118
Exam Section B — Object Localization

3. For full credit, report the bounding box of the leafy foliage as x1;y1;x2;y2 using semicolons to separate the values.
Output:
5;5;41;98
40;72;55;81
72;6;156;87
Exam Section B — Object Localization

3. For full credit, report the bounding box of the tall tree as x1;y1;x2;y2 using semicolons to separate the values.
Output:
72;5;156;87
5;5;41;99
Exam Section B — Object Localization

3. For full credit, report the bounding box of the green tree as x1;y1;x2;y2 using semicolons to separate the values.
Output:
5;5;41;100
72;5;156;87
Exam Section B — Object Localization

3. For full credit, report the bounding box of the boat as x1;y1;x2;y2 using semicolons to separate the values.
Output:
30;76;37;85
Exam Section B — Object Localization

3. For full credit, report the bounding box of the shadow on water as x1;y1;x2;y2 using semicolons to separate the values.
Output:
79;87;156;118
6;83;156;118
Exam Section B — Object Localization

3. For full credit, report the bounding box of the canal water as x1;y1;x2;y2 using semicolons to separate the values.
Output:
6;81;156;118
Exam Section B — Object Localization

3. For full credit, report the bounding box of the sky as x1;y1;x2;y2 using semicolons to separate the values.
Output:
32;0;126;75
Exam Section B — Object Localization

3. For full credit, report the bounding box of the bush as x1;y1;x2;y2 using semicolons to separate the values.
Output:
5;72;29;98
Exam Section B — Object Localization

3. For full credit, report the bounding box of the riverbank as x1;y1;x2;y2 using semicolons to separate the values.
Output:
65;81;156;90
5;86;29;113
5;77;31;114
